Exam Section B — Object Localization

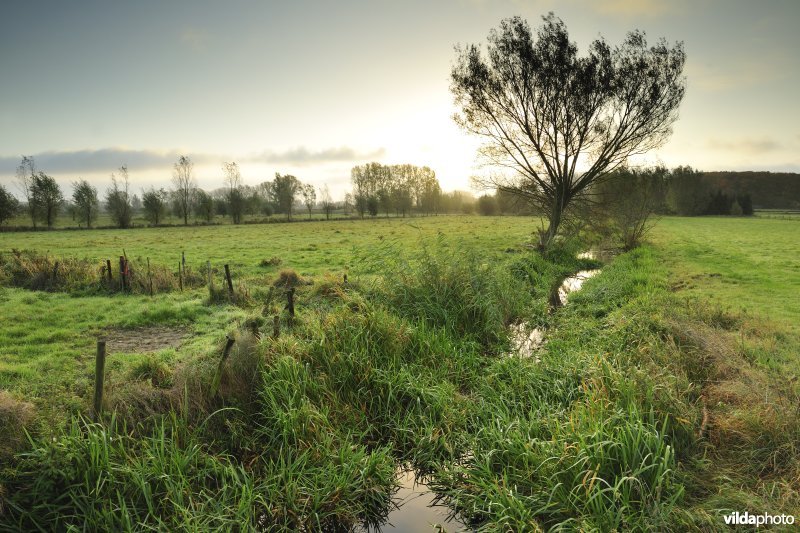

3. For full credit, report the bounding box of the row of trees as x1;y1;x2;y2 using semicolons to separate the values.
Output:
1;156;328;229
1;156;451;229
351;163;442;217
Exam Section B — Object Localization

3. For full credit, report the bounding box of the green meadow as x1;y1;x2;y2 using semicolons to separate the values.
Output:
0;215;798;530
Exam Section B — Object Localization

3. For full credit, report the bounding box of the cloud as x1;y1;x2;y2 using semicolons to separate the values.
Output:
0;145;386;178
0;148;213;177
707;137;785;155
247;146;386;166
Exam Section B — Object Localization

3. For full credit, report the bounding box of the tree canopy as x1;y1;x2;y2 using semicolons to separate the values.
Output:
452;14;685;247
72;179;99;228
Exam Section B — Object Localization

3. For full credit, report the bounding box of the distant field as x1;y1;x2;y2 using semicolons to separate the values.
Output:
4;210;377;229
1;215;533;279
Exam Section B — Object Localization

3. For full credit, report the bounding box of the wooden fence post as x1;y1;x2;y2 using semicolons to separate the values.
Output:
206;260;213;298
287;287;295;327
273;315;280;339
224;264;234;299
106;259;113;281
93;340;107;419
250;321;260;340
147;257;153;296
178;262;183;292
210;336;236;397
119;256;127;292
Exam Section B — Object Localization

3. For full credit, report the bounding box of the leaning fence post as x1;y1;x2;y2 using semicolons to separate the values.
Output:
210;336;236;397
106;259;113;282
250;321;260;340
286;287;295;327
178;262;183;292
93;340;107;420
224;264;234;299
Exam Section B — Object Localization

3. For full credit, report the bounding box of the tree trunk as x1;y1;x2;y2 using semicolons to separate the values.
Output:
539;200;564;249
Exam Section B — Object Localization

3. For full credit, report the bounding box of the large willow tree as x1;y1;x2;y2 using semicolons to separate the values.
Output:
452;14;685;248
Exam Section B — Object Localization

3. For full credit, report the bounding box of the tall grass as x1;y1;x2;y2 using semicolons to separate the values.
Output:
3;238;797;530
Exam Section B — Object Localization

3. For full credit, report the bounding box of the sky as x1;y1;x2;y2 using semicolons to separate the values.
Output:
1;0;798;199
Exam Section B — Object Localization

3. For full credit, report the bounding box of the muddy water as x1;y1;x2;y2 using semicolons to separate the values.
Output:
508;322;546;358
509;260;602;358
374;470;469;532
557;269;600;305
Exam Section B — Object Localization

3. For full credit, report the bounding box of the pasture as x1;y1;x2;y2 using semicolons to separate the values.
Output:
1;215;798;530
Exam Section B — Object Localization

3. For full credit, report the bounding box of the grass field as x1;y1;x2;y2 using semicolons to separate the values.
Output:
0;217;532;429
652;216;800;330
1;214;798;530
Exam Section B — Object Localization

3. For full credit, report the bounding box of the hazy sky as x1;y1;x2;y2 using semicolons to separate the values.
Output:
1;0;798;198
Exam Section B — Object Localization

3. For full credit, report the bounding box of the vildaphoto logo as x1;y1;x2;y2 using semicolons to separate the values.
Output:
723;511;795;527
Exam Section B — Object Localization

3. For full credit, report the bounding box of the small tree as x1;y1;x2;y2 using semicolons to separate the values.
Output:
591;167;661;250
194;189;215;222
343;193;353;216
142;187;168;225
273;173;300;221
320;185;334;220
172;155;196;225
106;166;132;228
222;161;245;224
0;184;20;226
477;194;498;216
15;156;37;228
301;184;316;219
31;173;63;228
367;196;379;217
452;14;685;248
72;179;99;228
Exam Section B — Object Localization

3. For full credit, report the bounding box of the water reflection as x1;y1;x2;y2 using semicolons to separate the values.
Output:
368;469;469;532
557;269;599;305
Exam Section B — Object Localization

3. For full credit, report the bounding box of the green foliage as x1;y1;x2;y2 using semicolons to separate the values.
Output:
141;187;168;225
369;238;526;346
0;185;20;226
272;173;301;220
1;216;798;529
476;194;498;216
105;167;133;229
31;172;63;228
71;179;99;228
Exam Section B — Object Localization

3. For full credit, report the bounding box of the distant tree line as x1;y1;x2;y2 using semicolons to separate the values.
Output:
5;155;793;230
473;166;765;218
691;171;799;210
1;156;474;229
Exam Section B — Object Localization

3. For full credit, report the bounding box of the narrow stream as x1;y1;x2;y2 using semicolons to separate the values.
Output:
375;254;604;530
557;269;599;305
509;252;602;358
370;469;469;532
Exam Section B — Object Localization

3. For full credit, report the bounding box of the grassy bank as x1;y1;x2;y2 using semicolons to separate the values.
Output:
1;216;798;530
